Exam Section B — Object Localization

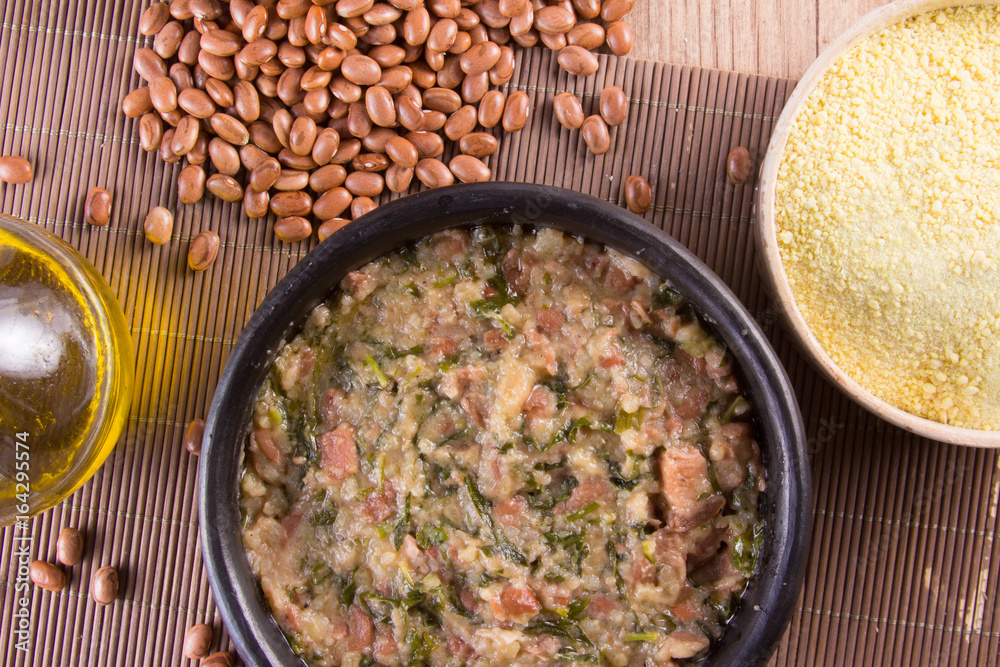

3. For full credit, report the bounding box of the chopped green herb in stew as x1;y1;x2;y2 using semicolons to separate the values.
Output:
240;226;765;666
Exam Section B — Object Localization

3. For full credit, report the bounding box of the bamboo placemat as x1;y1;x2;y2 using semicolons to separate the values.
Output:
1;1;998;665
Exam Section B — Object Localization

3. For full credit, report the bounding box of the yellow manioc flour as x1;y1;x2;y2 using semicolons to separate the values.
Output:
775;6;1000;430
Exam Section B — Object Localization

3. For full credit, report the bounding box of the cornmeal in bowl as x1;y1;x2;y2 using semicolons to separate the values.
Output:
775;5;1000;429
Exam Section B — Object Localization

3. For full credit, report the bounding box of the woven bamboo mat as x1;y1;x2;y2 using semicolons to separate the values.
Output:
1;1;998;666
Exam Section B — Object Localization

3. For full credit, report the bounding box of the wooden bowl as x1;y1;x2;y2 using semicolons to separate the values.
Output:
755;0;1000;447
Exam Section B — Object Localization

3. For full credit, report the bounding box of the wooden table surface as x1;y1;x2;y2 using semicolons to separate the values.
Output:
627;0;891;80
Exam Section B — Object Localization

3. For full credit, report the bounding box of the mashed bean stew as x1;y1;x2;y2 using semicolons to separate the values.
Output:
240;227;765;666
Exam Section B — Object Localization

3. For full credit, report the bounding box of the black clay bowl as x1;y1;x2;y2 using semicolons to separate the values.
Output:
200;183;812;667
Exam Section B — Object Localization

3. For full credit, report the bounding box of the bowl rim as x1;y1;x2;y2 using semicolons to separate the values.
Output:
200;183;812;666
755;0;1000;447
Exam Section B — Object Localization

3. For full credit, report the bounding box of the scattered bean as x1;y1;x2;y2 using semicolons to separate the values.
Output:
56;528;84;567
270;190;313;217
568;23;605;49
139;113;165;152
271;110;293;149
177;87;216;118
539;30;567;51
229;0;253;25
509;10;534;40
201;29;241;57
352;153;389;172
535;6;575;34
574;0;602;20
477;90;505;129
430;0;461;20
139;2;171;36
179;30;203;65
0;155;33;184
435;60;462;93
240;38;277;66
188;230;220;271
184;418;205;454
168;66;191;92
427;18;459;52
233;81;260;122
91;566;118;605
188;133;210;165
201;651;234;667
274;216;313;242
423;87;462;114
378;65;412;92
331;138;362;165
553;92;584;130
198;50;235;80
365;85;397;127
244;187;270;218
143;206;174;245
460;41;502;75
274;169;308;192
624;174;651;213
557;45;599;77
489;46;515;86
29;561;66;592
85;187;113;226
209;138;241;176
449;154;490;183
385;163;414;193
314;187;353;220
396;95;425;131
289;116;318;156
345;170;385;197
178;164;207;204
122;87;154;118
502;90;530;131
601;0;635;22
134;48;168;82
154;21;185;59
351;196;377;218
415;157;454;188
459;132;498;158
727;145;754;184
605;20;633;56
311;128;342;166
170;0;196;20
366;5;402;28
498;0;527;18
309;164;348;192
581;114;610;154
341;54;382;85
210;113;249;146
242;5;268;42
169;63;194;94
348;101;375;139
304;4;327;43
327;22;358;51
444;105;477;141
385;136;419;169
599;85;627;126
169;115;198;155
420;110;447;132
204;79;233;108
183;624;213;660
160;129;179;163
317;217;351;241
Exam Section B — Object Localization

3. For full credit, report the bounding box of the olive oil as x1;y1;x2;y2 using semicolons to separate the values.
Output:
0;216;132;525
